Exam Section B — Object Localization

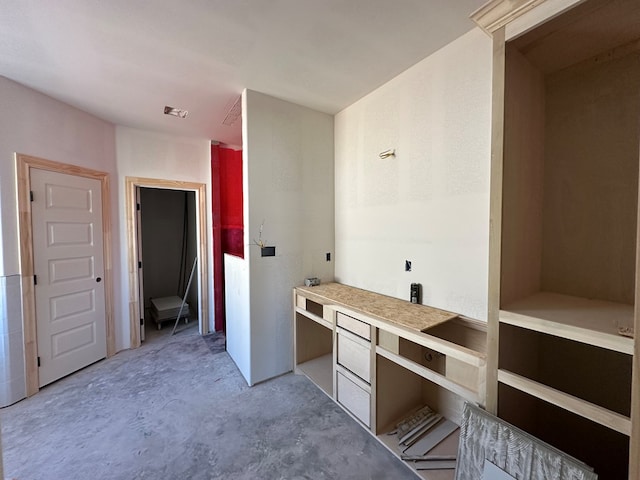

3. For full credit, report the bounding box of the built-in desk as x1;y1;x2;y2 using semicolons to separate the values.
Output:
293;283;487;479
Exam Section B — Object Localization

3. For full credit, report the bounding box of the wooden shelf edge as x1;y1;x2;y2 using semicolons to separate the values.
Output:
499;309;634;355
377;347;482;405
295;306;333;330
498;369;631;436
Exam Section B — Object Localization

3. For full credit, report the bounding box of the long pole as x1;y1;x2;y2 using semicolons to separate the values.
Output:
171;256;198;336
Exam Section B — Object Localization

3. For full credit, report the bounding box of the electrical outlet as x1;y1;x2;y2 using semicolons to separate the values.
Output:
326;252;331;261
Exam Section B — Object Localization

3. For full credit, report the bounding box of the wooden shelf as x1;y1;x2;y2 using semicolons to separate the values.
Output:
376;346;482;405
498;369;631;435
296;354;333;397
376;423;460;480
500;292;634;354
295;306;333;330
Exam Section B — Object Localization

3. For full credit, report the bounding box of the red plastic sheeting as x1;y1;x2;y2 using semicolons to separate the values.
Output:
212;144;244;331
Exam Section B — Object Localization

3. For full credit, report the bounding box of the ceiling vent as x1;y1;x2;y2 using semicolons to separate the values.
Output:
164;106;188;118
222;96;242;126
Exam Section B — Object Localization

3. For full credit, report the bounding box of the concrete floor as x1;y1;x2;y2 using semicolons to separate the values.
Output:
1;324;415;479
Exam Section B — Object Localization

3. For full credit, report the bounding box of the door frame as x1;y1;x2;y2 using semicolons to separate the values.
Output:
125;177;209;348
16;154;115;396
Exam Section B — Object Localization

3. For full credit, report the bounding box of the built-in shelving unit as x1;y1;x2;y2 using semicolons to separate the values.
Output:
293;283;487;480
475;0;640;478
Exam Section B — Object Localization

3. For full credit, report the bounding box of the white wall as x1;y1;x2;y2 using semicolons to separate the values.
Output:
224;253;250;380
334;29;492;321
0;76;118;406
226;89;334;385
0;416;3;479
0;76;118;277
115;127;213;340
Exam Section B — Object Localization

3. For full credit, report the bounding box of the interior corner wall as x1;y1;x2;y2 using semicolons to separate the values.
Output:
0;76;118;405
334;28;493;321
227;89;335;385
115;127;213;341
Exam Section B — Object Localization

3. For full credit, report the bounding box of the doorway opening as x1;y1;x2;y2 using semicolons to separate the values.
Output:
125;177;209;349
138;188;198;342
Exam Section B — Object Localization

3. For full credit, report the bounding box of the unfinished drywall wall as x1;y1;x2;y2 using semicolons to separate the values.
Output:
0;77;118;278
0;76;118;406
115;126;213;339
334;29;492;321
226;89;334;385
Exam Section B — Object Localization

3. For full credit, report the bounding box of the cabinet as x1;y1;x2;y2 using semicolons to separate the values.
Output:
293;283;486;479
336;311;373;427
473;0;640;478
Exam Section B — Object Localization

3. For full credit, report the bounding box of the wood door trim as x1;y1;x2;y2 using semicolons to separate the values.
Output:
125;177;209;349
16;154;115;396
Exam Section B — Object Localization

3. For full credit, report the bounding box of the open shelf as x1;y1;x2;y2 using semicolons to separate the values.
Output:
295;306;332;330
500;292;634;354
376;354;465;479
297;354;333;397
376;346;481;405
499;0;640;342
377;317;487;407
498;369;630;435
498;383;630;480
294;302;333;397
499;322;632;418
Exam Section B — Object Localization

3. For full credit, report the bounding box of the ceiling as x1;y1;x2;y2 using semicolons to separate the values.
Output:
0;0;486;146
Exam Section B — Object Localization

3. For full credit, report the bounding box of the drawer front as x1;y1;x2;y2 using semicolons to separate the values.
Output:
336;312;371;340
337;371;371;427
337;330;371;381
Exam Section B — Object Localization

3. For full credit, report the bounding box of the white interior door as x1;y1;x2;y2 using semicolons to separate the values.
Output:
31;168;107;387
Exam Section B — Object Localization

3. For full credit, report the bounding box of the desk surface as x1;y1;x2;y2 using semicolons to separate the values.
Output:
296;282;458;333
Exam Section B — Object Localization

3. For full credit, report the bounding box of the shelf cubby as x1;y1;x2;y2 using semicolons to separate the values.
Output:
499;322;632;420
376;354;461;480
488;1;640;477
294;307;333;397
498;383;630;480
499;0;640;341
